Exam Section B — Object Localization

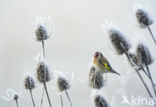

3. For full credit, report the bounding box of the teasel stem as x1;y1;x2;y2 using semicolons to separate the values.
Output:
29;88;36;107
40;86;44;107
65;91;73;107
145;65;156;96
60;95;64;107
135;68;156;107
124;51;156;105
43;82;52;107
42;40;45;59
135;68;153;98
141;67;156;89
147;26;156;45
15;99;19;107
40;40;45;107
141;67;149;77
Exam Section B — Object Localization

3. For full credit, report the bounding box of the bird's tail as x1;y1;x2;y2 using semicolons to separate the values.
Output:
111;69;120;76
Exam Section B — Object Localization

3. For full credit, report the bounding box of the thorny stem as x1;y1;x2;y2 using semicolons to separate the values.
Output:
147;26;156;45
65;91;73;107
29;89;36;107
43;82;52;107
124;51;156;105
145;65;156;96
40;40;45;107
15;99;19;107
60;95;64;107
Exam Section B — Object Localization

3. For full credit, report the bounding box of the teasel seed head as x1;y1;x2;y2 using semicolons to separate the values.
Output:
24;74;35;90
93;91;109;107
57;73;70;92
36;60;52;83
35;17;53;41
109;28;131;55
89;67;105;89
135;8;153;28
136;43;153;66
13;94;18;101
35;25;49;41
2;89;22;101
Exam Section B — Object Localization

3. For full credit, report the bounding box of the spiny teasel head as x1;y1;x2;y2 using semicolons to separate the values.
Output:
2;89;22;101
57;73;70;92
36;60;52;83
35;17;53;41
108;28;131;55
92;91;109;107
13;94;18;101
136;43;153;66
24;73;35;90
89;66;105;89
135;8;153;28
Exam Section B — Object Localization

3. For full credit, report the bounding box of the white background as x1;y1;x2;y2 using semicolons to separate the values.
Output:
0;0;156;107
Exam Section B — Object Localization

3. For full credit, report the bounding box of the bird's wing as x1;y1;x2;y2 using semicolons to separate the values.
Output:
98;59;111;71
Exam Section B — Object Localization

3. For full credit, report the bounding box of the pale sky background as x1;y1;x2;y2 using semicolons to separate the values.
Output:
0;0;156;107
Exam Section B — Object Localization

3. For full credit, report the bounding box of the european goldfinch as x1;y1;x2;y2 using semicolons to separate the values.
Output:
93;52;120;76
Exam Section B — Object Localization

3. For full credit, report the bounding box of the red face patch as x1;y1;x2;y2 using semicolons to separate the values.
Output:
94;52;100;57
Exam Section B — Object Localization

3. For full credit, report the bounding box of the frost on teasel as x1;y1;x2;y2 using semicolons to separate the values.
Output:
24;72;35;90
2;89;22;101
102;21;131;55
92;90;109;107
35;17;53;41
133;4;154;28
57;72;71;92
36;58;52;83
136;43;153;66
108;28;131;55
89;66;106;89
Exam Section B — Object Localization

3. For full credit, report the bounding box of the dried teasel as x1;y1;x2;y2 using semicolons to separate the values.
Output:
35;17;53;41
136;43;153;66
92;91;109;107
135;8;153;28
108;28;131;55
89;67;105;89
24;72;36;107
36;60;52;83
24;73;35;90
2;88;22;107
57;73;70;92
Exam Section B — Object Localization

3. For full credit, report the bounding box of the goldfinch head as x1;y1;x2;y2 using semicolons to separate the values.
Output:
94;52;103;58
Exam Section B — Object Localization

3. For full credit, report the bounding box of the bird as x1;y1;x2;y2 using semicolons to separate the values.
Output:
93;51;120;76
